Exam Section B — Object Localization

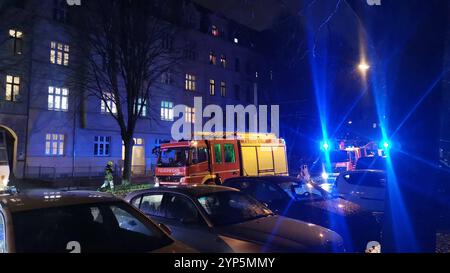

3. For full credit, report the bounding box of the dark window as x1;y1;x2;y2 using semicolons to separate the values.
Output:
224;144;236;163
139;194;165;217
94;136;111;157
214;144;222;164
183;42;197;61
165;194;202;225
162;34;173;51
235;58;240;72
53;0;69;23
234;84;240;100
191;147;208;165
12;202;173;253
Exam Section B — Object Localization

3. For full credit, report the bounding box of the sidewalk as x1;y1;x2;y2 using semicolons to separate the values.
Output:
10;176;155;191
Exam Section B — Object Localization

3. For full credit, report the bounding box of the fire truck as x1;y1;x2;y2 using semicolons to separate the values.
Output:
319;140;385;178
155;133;289;186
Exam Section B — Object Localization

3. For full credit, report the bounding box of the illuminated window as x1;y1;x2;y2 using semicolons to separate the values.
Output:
209;51;217;65
185;106;195;123
161;70;173;85
220;55;227;68
94;136;111;157
48;86;68;111
5;75;20;102
220;81;226;97
136;98;147;117
101;92;117;114
209;79;215;96
9;29;23;55
161;101;174;121
211;25;219;37
50;42;69;66
185;74;196;91
45;134;64;156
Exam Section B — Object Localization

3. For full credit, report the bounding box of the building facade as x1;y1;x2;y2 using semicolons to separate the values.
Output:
0;0;270;180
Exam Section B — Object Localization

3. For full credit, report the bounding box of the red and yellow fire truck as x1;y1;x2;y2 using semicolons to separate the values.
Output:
155;133;288;186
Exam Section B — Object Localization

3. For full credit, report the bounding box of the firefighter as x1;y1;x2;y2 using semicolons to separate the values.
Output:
99;161;115;191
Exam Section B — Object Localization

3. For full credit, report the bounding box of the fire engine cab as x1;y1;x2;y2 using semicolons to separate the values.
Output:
155;133;288;186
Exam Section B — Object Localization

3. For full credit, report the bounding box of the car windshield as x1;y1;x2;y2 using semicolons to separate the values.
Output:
356;157;386;170
278;180;325;201
12;202;173;253
158;147;189;167
197;191;273;226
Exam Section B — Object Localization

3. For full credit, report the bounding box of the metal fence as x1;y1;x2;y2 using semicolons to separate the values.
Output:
25;164;155;181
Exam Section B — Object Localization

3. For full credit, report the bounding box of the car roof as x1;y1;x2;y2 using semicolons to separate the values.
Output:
126;185;239;200
0;190;119;213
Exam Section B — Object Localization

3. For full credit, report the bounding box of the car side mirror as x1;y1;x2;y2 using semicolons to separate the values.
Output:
159;223;172;235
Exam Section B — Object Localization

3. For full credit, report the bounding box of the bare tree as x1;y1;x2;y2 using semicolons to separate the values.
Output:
71;0;183;184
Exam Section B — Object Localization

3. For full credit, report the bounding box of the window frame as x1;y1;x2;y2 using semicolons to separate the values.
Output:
45;133;65;156
94;136;111;157
185;74;196;91
48;86;69;111
220;81;226;97
101;92;117;114
5;75;20;102
209;79;215;96
161;101;174;121
50;41;69;66
9;29;23;55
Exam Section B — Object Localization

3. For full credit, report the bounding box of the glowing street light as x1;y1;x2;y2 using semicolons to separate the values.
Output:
358;62;371;73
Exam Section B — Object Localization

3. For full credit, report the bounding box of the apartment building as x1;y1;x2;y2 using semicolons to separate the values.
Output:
0;0;270;180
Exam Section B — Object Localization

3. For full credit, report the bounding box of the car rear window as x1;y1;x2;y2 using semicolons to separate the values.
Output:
342;172;386;188
12;202;172;253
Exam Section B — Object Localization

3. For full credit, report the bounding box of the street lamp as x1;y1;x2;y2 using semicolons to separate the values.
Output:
358;62;371;73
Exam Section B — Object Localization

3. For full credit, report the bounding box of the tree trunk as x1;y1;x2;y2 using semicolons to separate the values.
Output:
122;136;133;185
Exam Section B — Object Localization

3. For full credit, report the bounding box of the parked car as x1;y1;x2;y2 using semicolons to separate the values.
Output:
0;189;195;253
334;170;386;213
125;185;345;253
355;156;386;171
223;176;381;252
